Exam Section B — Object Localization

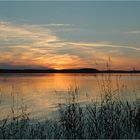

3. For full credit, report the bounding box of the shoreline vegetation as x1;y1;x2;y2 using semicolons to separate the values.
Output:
0;72;140;139
0;87;140;139
0;68;140;73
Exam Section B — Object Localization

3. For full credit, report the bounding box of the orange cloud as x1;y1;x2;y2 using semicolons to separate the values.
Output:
0;21;140;70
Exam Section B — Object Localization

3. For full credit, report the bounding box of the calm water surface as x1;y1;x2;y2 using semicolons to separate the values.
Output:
0;73;140;120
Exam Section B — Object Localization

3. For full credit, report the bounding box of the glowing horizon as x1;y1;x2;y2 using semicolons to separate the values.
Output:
0;2;140;70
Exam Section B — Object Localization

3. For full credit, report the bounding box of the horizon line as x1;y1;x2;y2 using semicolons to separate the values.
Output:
0;68;140;74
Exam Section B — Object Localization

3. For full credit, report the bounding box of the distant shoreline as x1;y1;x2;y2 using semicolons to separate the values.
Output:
0;69;140;73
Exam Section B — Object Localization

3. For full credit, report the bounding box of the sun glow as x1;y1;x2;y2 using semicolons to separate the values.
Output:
0;21;140;70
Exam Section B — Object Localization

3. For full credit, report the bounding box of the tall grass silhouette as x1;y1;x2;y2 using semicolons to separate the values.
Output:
0;73;140;139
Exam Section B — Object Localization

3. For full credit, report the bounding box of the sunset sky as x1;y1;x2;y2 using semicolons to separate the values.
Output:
0;1;140;70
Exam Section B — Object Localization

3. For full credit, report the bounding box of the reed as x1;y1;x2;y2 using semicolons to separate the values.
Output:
0;74;140;139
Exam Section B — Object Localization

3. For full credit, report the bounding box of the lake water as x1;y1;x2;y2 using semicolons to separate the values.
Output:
0;73;140;120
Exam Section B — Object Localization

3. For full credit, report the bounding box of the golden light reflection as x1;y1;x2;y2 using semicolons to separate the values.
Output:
0;74;140;119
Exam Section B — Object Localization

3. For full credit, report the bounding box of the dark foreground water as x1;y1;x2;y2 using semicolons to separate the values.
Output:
0;73;140;120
